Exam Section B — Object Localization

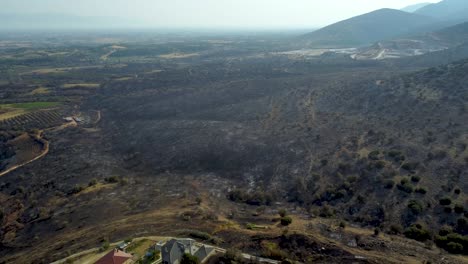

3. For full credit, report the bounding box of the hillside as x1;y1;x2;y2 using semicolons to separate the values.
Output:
401;3;432;13
301;8;436;47
353;21;468;60
0;32;467;264
415;0;468;20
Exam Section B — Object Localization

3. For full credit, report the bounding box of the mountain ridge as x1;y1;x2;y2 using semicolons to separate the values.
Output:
302;8;436;47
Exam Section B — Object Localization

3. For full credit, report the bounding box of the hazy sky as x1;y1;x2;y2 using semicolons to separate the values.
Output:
3;0;441;28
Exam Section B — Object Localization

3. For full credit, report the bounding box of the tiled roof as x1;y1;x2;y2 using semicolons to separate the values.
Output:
95;249;132;264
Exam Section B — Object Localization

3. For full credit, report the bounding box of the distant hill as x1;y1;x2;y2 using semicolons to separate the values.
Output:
415;0;468;20
401;2;432;13
301;8;436;47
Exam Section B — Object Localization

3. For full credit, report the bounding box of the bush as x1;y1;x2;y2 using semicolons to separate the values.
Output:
374;228;380;236
408;200;424;215
100;239;110;252
411;176;421;183
88;179;98;187
439;226;453;236
368;150;380;160
404;224;431;242
69;184;86;195
435;233;468;254
384;180;395;189
454;188;461;195
339;221;346;229
415;187;427;194
280;216;293;226
181;253;199;264
104;176;119;183
446;242;464;254
454;204;464;214
389;224;403;235
388;150;405;162
278;209;287;217
401;162;419;171
397;181;414;193
439;197;452;206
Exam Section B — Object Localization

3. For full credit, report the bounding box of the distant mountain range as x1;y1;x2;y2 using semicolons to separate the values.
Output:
415;0;468;20
401;2;432;13
302;0;468;47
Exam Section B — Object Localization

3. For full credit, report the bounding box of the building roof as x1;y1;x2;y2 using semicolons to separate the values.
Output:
162;238;214;264
194;245;214;262
95;249;133;264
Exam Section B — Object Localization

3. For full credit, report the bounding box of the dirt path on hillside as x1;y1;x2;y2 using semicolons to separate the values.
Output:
0;132;49;177
0;116;83;177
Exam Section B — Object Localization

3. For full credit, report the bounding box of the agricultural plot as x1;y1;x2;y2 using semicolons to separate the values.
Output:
0;102;64;130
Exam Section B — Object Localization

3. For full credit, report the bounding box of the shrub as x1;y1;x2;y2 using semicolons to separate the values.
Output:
88;179;98;187
388;150;405;162
454;188;461;195
319;205;335;218
408;200;424;215
454;204;464;214
401;162;419;171
104;176;119;183
435;233;468;254
384;180;395;189
404;224;431;242
181;253;199;264
278;209;287;217
439;226;453;236
100;239;110;252
446;242;464;254
374;160;386;169
223;249;243;263
415;187;427;194
70;185;86;195
368;150;380;160
397;181;414;193
389;224;403;235
411;176;421;183
280;216;293;226
374;228;380;236
339;221;346;229
439;197;452;206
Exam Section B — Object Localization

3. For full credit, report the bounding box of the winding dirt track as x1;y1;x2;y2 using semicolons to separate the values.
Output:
0;110;100;177
0;132;49;177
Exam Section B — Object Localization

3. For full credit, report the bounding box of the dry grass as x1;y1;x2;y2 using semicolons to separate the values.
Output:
29;87;50;95
159;53;199;59
0;109;26;120
110;45;127;49
145;69;164;74
114;77;133;81
62;83;100;89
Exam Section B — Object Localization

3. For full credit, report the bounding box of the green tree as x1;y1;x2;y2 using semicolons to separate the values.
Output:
280;216;293;226
278;209;287;217
181;253;199;264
